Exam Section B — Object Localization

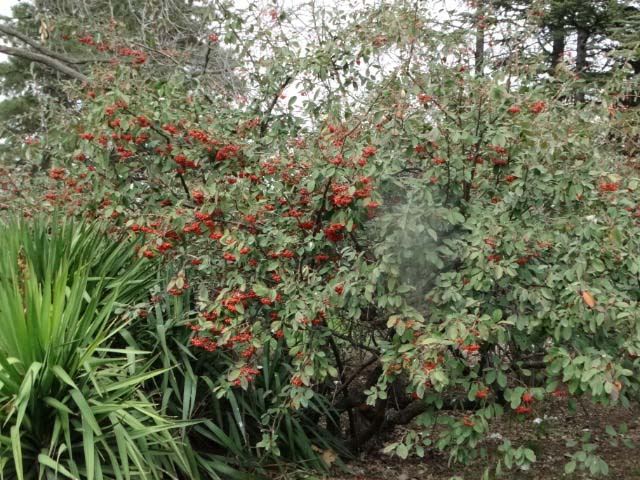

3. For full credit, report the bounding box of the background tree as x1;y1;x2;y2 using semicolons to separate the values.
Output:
0;0;240;164
487;0;640;101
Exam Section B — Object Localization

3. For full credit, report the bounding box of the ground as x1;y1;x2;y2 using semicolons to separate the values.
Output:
277;398;640;480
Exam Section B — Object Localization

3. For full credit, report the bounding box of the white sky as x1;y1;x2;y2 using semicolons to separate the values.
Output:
0;0;21;63
0;0;19;17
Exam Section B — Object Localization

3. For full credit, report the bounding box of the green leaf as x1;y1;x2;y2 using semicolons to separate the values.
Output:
11;426;23;480
565;460;577;474
37;454;77;479
70;390;102;436
524;449;536;462
52;366;78;390
396;443;409;459
83;416;95;480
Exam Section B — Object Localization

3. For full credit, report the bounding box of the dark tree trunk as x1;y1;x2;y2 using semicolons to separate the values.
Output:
475;0;485;76
575;28;589;102
550;29;565;72
576;28;589;72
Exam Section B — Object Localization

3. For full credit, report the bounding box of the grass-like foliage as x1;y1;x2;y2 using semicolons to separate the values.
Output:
125;285;345;479
0;217;194;479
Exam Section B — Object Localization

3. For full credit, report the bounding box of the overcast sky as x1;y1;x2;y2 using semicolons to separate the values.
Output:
0;0;18;101
0;0;19;17
0;0;20;62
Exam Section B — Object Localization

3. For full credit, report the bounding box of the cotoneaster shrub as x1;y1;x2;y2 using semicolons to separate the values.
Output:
2;0;640;476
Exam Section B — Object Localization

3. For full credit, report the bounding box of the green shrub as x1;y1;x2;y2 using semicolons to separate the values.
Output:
123;278;344;478
3;0;640;475
0;217;194;479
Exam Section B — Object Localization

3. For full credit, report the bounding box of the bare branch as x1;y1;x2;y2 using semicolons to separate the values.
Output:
0;23;79;66
0;45;89;83
259;75;293;137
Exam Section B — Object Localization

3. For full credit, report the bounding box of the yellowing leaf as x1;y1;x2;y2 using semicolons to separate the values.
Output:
321;448;338;467
581;290;596;308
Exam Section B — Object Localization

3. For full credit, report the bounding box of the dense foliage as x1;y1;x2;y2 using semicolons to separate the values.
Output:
0;218;194;479
1;0;640;477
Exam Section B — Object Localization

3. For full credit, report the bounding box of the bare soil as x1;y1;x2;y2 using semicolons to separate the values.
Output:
282;398;640;480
